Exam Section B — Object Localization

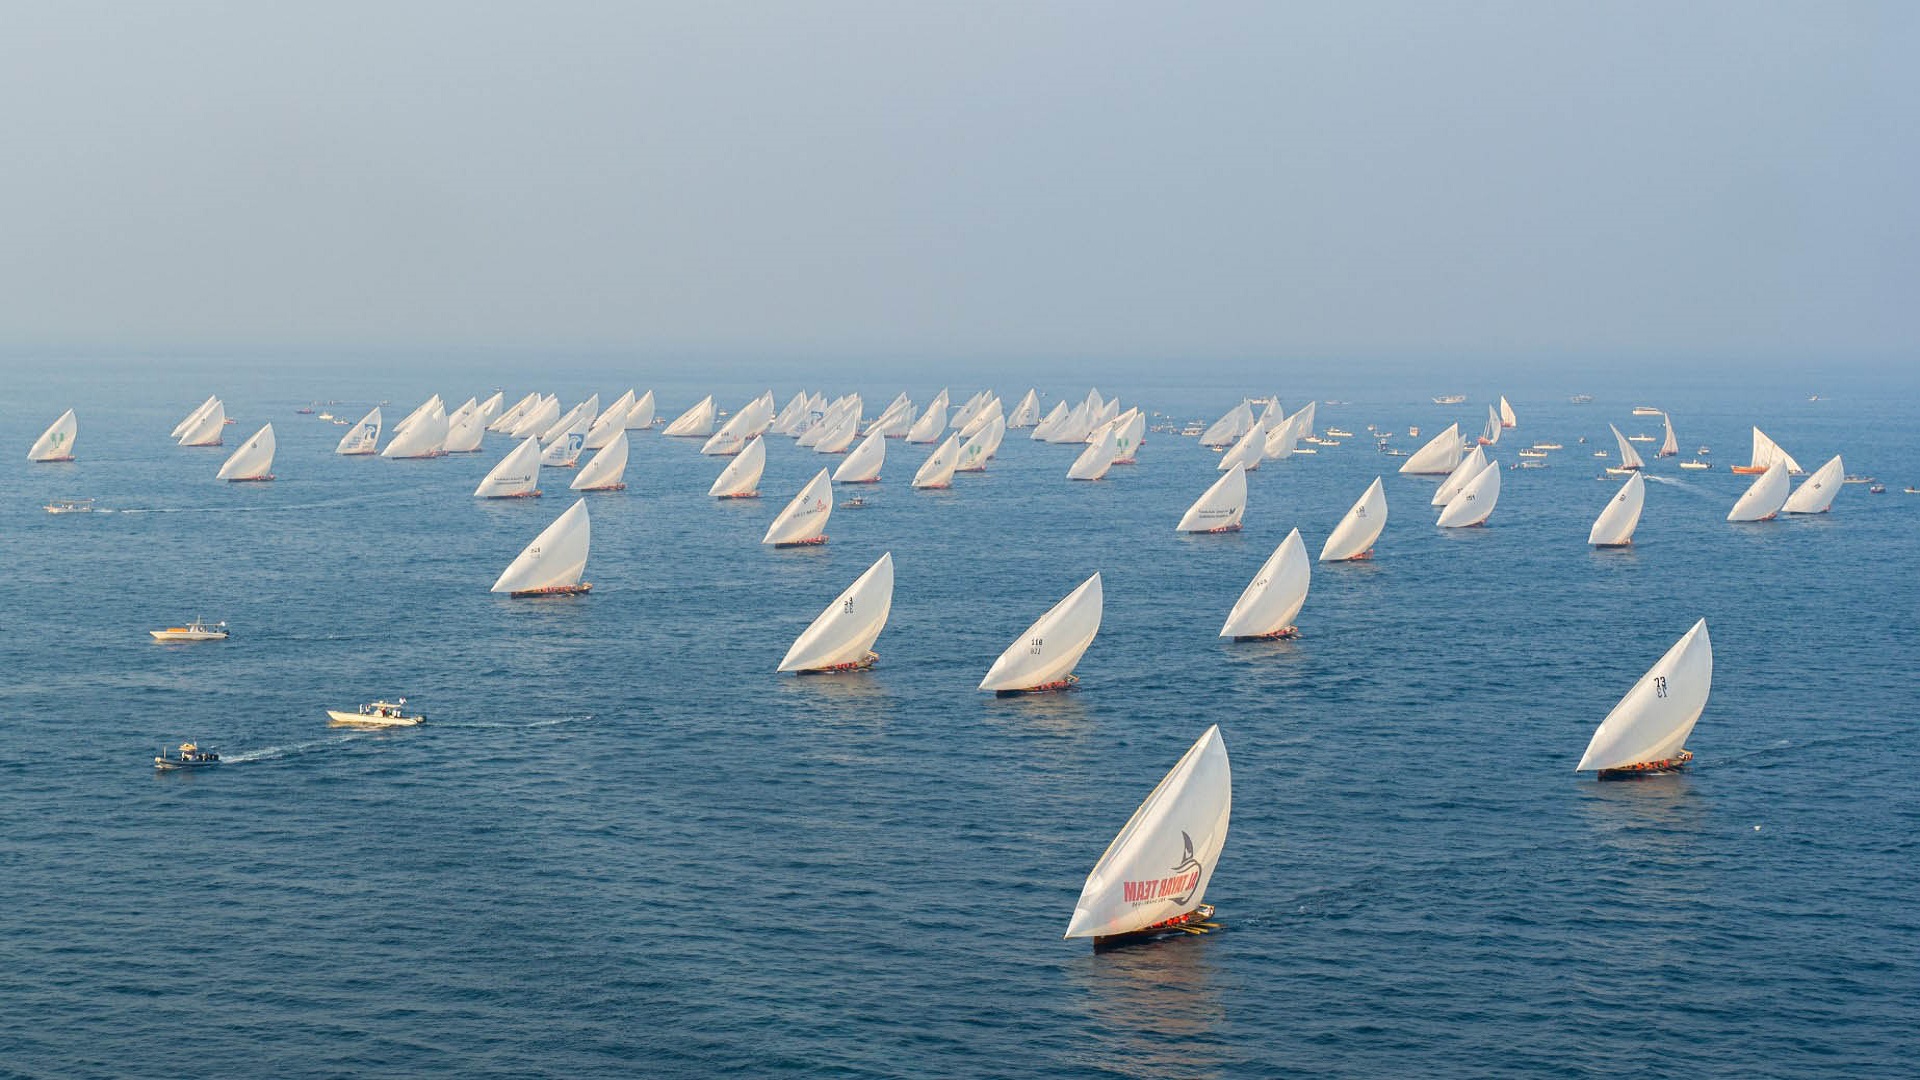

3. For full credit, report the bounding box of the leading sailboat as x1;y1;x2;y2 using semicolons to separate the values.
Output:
777;553;894;674
491;498;592;597
1065;725;1230;949
1576;619;1712;778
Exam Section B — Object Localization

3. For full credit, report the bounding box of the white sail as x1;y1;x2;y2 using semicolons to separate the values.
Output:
178;399;226;446
1728;460;1790;522
1659;413;1679;457
510;395;560;439
704;393;774;455
777;553;895;673
1782;454;1844;515
1480;404;1501;446
584;390;635;449
570;430;629;491
1112;409;1146;464
912;434;963;489
216;423;276;480
1030;400;1070;441
834;429;887;483
1177;464;1247;533
444;400;488;453
1290;400;1317;440
1319;477;1388;562
1588;471;1645;546
1047;401;1095;444
905;389;949;443
763;469;833;545
336;407;382;455
1199;402;1253;448
1220;529;1309;638
1066;426;1121;481
625;390;657;430
1610;424;1644;470
382;401;448;458
1436;457;1500;527
540;395;599;444
709;435;768;497
1399;423;1462;474
172;395;218;439
959;398;1003;440
476;391;506;422
772;391;813;435
474;435;544;498
951;390;991;433
799;396;858;449
956;415;1005;472
1431;445;1489;507
662;395;717;437
979;573;1103;692
1263;412;1302;460
1064;725;1230;940
813;405;862;454
1748;427;1803;474
28;409;77;462
1219;420;1267;472
539;412;592;466
1576;620;1712;772
864;395;914;438
491;498;591;595
1009;389;1042;428
392;394;442;436
1499;396;1517;428
490;392;540;433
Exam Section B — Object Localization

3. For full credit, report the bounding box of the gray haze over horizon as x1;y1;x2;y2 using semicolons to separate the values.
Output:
3;2;1915;366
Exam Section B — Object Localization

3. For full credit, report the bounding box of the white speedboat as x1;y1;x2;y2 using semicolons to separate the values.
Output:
155;742;221;770
327;699;424;727
150;619;229;642
45;498;95;514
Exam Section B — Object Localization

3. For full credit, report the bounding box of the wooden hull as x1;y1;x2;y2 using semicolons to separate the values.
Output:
509;583;592;598
226;475;275;483
772;536;827;547
795;652;879;676
1232;627;1297;642
1598;750;1693;780
1093;904;1219;950
484;490;542;499
1730;465;1766;474
994;675;1079;698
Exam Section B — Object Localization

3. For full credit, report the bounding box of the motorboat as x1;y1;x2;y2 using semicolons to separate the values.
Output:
45;498;95;514
1680;459;1712;470
1324;427;1353;438
155;742;221;770
1631;406;1663;416
150;619;229;642
327;699;425;727
1432;394;1466;405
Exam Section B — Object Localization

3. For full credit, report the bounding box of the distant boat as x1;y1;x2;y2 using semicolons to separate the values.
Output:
1727;461;1790;522
1008;389;1042;429
216;424;276;482
958;397;1003;440
709;435;767;498
1518;448;1548;459
1569;394;1594;404
509;395;560;439
570;430;630;491
489;392;541;434
1630;405;1663;416
491;499;592;597
1437;457;1500;528
811;400;862;454
1609;424;1645;471
474;436;544;498
1398;423;1463;475
1732;427;1803;475
150;619;229;642
1658;413;1680;457
1477;404;1501;446
1781;454;1843;515
1220;529;1309;640
1577;620;1711;778
1432;394;1467;405
704;392;777;456
1176;464;1247;533
154;742;221;770
45;498;96;514
443;398;488;453
1262;412;1302;460
834;428;887;484
177;398;227;447
336;407;382;455
171;396;220;440
763;470;832;546
1111;409;1147;465
979;573;1102;695
1066;426;1122;481
777;553;894;674
1588;471;1645;547
662;395;717;437
28;409;77;462
1498;396;1517;428
1532;442;1563;450
1431;445;1489;507
327;699;425;727
1679;459;1712;471
1320;478;1387;562
1064;725;1229;949
1030;400;1071;441
912;434;962;489
539;395;600;445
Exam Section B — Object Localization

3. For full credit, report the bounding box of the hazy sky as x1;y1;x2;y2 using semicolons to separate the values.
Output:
2;1;1914;362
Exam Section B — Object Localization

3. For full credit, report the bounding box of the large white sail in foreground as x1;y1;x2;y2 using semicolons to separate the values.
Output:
216;424;276;481
1220;530;1309;639
1588;471;1645;546
1727;461;1790;522
777;552;895;673
1065;725;1230;942
710;435;767;498
474;435;544;498
28;409;77;462
1176;464;1247;533
763;469;832;545
1576;620;1711;773
979;573;1103;693
1320;478;1388;561
571;431;629;491
1782;455;1843;515
1399;423;1463;475
491;498;591;596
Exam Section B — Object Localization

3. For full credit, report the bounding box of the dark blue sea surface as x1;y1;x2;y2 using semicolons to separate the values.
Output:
2;358;1915;1078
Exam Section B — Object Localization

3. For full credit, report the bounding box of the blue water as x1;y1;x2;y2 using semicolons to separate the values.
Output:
2;357;1915;1078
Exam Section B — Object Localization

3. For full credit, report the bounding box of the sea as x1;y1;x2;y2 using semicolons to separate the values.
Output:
1;355;1914;1078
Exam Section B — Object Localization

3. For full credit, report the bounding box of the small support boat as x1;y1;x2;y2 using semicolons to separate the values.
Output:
327;699;425;727
155;742;221;770
45;498;96;514
150;619;229;642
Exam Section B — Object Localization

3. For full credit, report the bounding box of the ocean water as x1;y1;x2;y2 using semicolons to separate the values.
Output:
1;357;1915;1078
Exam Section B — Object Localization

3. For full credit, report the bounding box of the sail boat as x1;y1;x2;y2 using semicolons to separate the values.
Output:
1112;409;1147;465
336;407;382;455
1030;401;1070;441
662;395;717;437
1727;460;1790;522
491;498;592;597
1588;471;1645;547
1067;426;1121;481
1218;420;1267;472
1219;530;1309;639
912;434;962;489
172;395;219;440
1499;396;1517;428
584;390;635;449
1176;464;1247;533
958;398;1002;439
777;553;894;674
1431;445;1489;506
812;402;862;454
1658;413;1679;457
905;389;949;443
1733;427;1803;475
1064;725;1230;948
956;415;1006;473
539;395;599;444
1263;412;1301;460
1198;402;1253;448
27;409;77;462
1576;620;1711;778
490;392;540;433
475;391;506;424
177;398;227;446
763;469;832;545
1008;389;1042;428
474;436;544;498
539;414;591;467
834;429;887;483
1609;424;1645;472
509;395;560;439
1319;478;1388;562
1477;404;1501;446
703;393;775;455
382;401;448;458
1398;423;1462;475
625;390;658;430
709;435;766;498
979;573;1102;695
1436;457;1500;527
1782;454;1843;514
570;430;630;491
443;399;487;453
216;424;276;481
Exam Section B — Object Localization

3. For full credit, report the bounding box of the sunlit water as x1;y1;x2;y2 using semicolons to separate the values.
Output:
1;358;1914;1077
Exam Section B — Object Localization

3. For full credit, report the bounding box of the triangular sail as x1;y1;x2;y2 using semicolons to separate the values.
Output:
1009;389;1042;428
834;429;887;483
539;413;591;466
1399;423;1462;474
540;395;599;444
912;434;962;489
1176;464;1247;533
172;395;218;439
474;436;544;498
1219;420;1266;472
1588;471;1645;546
777;553;895;672
1199;402;1253;448
444;400;487;453
1112;409;1146;464
1030;400;1069;441
1431;445;1488;506
1065;725;1230;940
1727;461;1790;522
662;395;716;437
216;423;276;480
1066;426;1121;481
1782;454;1843;514
1748;427;1803;474
1659;413;1679;457
28;409;77;462
710;435;767;497
1436;457;1500;527
1319;477;1388;562
979;573;1103;692
336;407;382;455
624;390;657;430
584;390;635;449
510;396;560;439
383;403;448;457
762;469;832;545
956;415;1005;472
1499;396;1517;428
1576;620;1712;771
178;399;226;446
491;499;591;594
1219;530;1309;638
905;389;949;443
1610;424;1644;470
570;430;630;491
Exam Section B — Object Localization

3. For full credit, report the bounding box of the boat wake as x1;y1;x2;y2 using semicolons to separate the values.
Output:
221;732;372;764
442;713;590;730
116;495;378;516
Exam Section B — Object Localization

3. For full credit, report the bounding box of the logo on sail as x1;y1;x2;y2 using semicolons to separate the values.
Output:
1119;831;1203;906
